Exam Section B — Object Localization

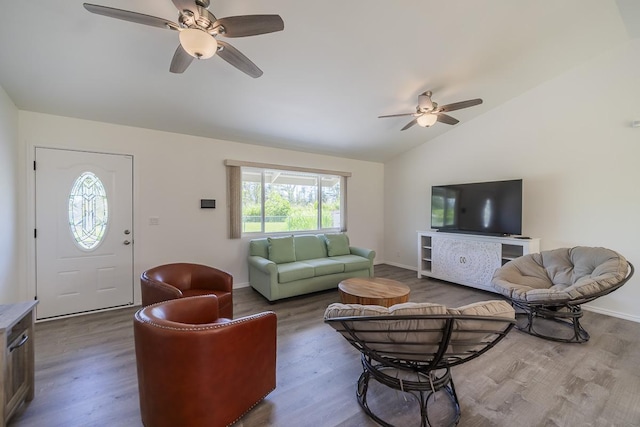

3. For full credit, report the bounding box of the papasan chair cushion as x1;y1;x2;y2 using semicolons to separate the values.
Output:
491;246;632;343
492;246;629;304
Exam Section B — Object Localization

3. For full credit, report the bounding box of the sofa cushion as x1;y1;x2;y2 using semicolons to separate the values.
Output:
277;262;315;283
268;236;296;264
294;235;328;261
328;254;371;272
324;233;350;256
249;238;269;259
301;258;344;275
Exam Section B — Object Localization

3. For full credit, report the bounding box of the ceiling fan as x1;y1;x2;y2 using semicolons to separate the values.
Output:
378;91;483;131
83;0;284;78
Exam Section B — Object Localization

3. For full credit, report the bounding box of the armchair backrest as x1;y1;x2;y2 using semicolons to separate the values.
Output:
134;295;277;427
142;262;232;292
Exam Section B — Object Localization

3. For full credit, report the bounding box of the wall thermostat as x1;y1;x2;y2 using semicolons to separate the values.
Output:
200;199;216;209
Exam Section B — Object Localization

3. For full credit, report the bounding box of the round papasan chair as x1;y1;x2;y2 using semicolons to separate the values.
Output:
491;246;634;343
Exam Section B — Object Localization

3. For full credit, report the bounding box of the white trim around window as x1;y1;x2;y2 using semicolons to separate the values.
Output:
225;160;349;238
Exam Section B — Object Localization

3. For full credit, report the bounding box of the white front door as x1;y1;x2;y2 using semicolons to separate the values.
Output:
35;148;134;319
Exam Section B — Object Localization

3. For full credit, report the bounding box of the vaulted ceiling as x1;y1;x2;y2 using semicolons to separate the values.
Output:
0;1;636;162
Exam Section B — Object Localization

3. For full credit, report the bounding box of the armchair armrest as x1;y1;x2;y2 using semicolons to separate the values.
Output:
197;311;277;404
209;311;277;350
141;275;183;306
350;246;376;261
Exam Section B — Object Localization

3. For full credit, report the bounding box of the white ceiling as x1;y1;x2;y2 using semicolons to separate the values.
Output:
0;1;634;162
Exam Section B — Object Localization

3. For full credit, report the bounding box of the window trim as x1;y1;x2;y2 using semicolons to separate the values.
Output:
224;160;352;177
225;160;349;238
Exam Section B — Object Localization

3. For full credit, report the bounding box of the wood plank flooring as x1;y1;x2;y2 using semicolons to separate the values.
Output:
9;264;640;427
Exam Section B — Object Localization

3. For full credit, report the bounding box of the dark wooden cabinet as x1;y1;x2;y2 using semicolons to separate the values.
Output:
0;301;37;427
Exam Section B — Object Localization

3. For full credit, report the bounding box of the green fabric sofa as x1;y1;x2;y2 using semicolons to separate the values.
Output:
248;234;376;302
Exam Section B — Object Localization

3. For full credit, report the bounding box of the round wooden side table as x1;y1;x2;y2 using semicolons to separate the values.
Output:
338;277;410;307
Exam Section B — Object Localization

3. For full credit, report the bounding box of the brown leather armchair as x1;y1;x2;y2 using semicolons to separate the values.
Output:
134;295;277;427
141;263;233;318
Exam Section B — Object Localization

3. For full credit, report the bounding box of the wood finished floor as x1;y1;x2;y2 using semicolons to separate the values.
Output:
9;264;640;427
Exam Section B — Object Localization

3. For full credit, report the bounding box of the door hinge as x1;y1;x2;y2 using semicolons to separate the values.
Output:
33;161;36;171
34;295;37;301
34;229;37;238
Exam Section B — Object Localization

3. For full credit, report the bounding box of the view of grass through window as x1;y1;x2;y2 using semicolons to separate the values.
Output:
242;168;341;233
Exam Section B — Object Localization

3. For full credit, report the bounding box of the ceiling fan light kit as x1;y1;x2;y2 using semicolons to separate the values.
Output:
417;114;437;127
379;91;483;131
83;1;284;77
179;28;217;59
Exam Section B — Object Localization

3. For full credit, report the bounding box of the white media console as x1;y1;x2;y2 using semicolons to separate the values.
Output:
417;230;540;293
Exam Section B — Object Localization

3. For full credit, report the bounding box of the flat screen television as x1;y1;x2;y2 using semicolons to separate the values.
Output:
431;179;522;236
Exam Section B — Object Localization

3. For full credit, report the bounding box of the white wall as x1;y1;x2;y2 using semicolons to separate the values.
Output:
384;39;640;321
0;85;20;304
18;112;385;304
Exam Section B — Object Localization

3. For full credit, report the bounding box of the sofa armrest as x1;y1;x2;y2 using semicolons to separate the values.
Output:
248;256;278;274
350;246;376;261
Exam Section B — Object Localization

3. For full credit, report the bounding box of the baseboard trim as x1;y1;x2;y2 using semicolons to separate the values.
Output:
583;304;640;323
382;261;417;271
234;282;250;289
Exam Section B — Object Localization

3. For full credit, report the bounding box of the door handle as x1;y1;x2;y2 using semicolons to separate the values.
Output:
124;240;131;245
10;334;29;352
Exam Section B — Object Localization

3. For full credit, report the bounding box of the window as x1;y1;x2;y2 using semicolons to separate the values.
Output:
225;160;350;238
68;171;109;250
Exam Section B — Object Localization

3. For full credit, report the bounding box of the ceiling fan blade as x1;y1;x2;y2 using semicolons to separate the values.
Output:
216;41;263;78
83;4;179;30
169;45;194;73
214;15;284;37
439;98;483;113
378;112;416;119
401;119;418;131
436;113;459;125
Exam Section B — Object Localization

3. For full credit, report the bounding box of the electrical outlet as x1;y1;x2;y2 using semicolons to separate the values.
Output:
149;217;160;226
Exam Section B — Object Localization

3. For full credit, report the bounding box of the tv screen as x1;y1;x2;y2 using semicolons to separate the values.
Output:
431;179;522;236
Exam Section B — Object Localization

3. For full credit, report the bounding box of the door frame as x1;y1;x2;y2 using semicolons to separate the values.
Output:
26;145;137;320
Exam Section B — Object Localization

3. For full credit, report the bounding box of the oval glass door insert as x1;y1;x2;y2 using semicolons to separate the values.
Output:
68;171;109;250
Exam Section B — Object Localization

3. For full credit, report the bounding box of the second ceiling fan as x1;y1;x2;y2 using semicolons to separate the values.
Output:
379;91;483;131
83;0;284;78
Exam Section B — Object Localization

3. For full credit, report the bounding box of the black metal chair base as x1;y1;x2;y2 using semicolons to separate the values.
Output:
356;355;461;427
513;301;590;343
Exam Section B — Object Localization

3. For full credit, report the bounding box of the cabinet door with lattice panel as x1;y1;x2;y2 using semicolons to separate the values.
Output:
432;237;501;291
